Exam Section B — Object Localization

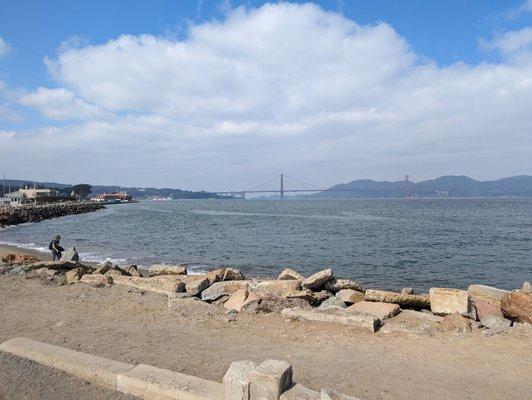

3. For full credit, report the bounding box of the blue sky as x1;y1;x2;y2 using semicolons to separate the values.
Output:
1;1;532;189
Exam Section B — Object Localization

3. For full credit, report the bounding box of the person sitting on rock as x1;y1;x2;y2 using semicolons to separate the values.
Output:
49;235;64;261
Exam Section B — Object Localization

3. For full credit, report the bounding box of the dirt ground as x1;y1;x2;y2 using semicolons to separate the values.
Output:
0;352;138;400
0;268;530;400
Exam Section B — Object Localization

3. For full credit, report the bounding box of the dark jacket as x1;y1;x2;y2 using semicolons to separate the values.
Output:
49;240;64;253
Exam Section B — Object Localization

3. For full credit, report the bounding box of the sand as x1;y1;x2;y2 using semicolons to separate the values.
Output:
0;265;530;400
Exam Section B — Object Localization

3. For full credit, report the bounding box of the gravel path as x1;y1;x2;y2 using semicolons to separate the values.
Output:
0;352;137;400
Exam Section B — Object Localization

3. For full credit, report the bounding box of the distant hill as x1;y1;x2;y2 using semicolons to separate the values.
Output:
311;175;532;198
0;180;225;200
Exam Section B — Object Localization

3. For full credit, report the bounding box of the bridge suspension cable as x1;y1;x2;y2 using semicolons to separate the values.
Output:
245;174;281;191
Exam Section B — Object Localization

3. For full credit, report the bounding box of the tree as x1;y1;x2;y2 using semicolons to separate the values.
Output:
72;184;92;198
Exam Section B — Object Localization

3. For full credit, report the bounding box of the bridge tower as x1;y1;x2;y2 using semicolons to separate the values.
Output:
280;174;285;198
404;175;411;198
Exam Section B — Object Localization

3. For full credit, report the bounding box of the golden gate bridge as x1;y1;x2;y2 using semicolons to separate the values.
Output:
215;174;416;199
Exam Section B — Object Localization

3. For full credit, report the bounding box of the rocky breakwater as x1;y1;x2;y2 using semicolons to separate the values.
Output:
0;202;105;227
1;254;530;337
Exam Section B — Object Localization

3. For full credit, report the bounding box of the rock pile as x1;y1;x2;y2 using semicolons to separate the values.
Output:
0;202;104;227
1;256;530;336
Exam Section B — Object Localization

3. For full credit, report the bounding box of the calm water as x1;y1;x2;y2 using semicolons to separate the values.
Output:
1;199;531;292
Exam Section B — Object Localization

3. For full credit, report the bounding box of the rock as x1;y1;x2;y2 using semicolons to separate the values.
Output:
80;274;112;287
364;289;430;310
285;289;316;302
224;289;260;312
127;265;141;277
301;268;334;291
321;388;361;400
223;360;257;400
222;267;245;281
335;289;364;304
324;279;365;294
251;280;303;298
468;284;507;317
201;281;252;301
249;360;292;400
281;384;320;400
93;261;113;275
474;298;503;320
501;292;532;323
380;309;443;336
278;268;304;280
439;313;471;333
429;288;476;318
24;260;79;271
401;288;414;294
35;268;58;276
1;253;41;265
480;315;512;333
113;275;185;295
185;276;212;296
105;269;124;277
347;301;400;320
241;299;261;315
520;282;531;294
66;268;83;284
318;296;347;311
257;295;311;313
8;266;24;275
148;264;187;277
281;308;380;332
311;290;333;305
60;247;79;262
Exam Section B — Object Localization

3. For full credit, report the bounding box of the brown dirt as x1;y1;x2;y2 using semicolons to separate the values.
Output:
0;274;530;400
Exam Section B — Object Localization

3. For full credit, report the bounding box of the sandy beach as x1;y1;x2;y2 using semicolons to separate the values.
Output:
0;243;531;400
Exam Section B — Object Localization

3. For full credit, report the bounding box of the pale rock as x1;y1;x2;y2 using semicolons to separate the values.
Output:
348;301;400;320
520;282;531;294
249;360;292;400
335;289;364;304
311;290;333;305
223;267;246;281
224;289;260;312
251;280;302;298
318;296;347;311
285;289;316;302
439;313;471;333
380;310;442;336
301;269;334;291
186;276;212;296
224;360;257;400
429;288;476;318
60;247;79;262
474;298;503;320
127;266;141;277
148;263;187;277
324;279;365;293
281;308;379;332
66;268;83;284
105;269;124;277
281;384;320;400
257;296;311;313
401;288;414;294
35;268;58;276
365;289;430;310
480;315;512;333
201;281;252;301
80;274;112;287
278;268;304;280
113;275;185;295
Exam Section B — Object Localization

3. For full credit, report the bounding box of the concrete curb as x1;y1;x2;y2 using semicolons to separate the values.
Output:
0;337;134;389
0;337;360;399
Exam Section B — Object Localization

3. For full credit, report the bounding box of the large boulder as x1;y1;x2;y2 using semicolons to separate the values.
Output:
301;269;334;291
113;275;185;295
364;289;430;310
468;284;507;319
347;301;400;320
65;267;89;284
278;268;304;280
1;253;40;265
318;296;347;311
480;315;512;333
149;264;187;277
222;268;246;281
439;312;471;333
335;289;364;305
324;278;365;293
501;292;532;323
429;288;476;318
281;308;380;332
24;260;79;271
186;276;213;296
60;247;79;262
257;295;311;313
224;289;260;312
474;298;503;320
80;274;112;287
251;280;303;298
520;282;531;294
201;281;252;301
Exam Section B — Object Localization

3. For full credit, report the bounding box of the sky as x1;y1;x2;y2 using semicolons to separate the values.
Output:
1;0;532;191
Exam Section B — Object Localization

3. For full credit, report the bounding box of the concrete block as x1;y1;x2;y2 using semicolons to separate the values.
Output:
429;288;476;318
223;361;257;400
280;384;320;400
249;360;292;400
0;337;134;389
281;308;379;332
117;363;223;400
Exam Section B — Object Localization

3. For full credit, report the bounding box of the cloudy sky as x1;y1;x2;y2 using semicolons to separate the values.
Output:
1;0;532;191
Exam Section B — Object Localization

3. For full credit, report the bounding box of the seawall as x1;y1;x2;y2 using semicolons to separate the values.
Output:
0;202;105;227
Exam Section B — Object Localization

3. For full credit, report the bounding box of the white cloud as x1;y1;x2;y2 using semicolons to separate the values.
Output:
0;37;10;57
521;0;532;13
19;87;105;120
481;27;532;59
6;3;532;188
